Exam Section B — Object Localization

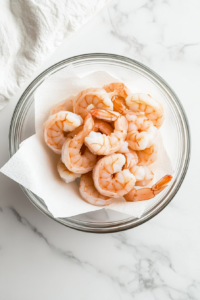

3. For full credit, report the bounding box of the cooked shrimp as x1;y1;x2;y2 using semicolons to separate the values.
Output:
137;143;159;166
43;111;83;154
62;113;97;174
103;82;131;102
79;172;112;206
126;93;164;128
113;98;158;150
73;88;113;119
67;119;113;139
57;160;81;183
50;97;74;115
130;165;154;186
124;175;172;202
85;109;128;155
93;154;136;198
126;114;158;150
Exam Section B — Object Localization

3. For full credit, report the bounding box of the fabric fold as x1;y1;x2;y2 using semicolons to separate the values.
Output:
0;0;110;109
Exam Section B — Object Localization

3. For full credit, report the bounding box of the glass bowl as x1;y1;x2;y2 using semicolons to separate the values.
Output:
9;53;190;233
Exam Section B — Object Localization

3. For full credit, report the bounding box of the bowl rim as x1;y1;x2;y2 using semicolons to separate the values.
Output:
9;53;191;233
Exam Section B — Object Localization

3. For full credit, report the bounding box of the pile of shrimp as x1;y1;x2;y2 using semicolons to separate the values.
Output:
43;83;172;206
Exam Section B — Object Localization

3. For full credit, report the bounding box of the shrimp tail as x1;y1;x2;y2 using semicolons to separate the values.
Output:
93;120;113;135
112;98;138;116
90;108;118;121
112;98;127;114
124;175;172;202
103;82;131;100
152;175;172;191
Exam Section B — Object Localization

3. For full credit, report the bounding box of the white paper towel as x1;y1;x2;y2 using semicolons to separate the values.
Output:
0;0;110;109
1;66;174;218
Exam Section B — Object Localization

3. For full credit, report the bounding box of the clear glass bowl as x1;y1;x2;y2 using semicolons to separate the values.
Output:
9;53;190;233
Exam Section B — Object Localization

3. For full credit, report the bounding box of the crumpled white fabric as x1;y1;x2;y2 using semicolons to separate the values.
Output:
0;0;110;109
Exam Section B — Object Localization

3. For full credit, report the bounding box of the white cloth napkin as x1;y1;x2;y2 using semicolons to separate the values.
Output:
0;0;110;109
0;65;174;218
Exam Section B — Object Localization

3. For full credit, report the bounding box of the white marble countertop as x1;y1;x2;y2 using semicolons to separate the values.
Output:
1;0;200;299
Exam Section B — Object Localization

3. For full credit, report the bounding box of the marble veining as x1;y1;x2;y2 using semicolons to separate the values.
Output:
1;0;200;299
106;0;200;65
2;206;199;299
112;233;200;299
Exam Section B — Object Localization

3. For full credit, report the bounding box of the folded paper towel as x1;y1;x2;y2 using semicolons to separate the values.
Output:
0;65;174;218
0;0;110;109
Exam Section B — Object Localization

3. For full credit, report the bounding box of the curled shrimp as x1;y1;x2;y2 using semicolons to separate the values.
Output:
103;82;130;102
73;88;113;119
137;143;159;166
93;153;136;198
126;114;158;150
62;114;97;174
57;160;81;183
126;93;164;128
124;175;172;202
113;98;158;150
85;109;128;155
79;172;112;206
43;111;83;154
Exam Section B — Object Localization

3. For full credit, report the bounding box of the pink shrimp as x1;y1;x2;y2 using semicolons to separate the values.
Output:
113;98;158;151
43;111;83;154
62;114;97;174
103;82;131;102
79;172;112;206
85;109;128;155
124;175;172;202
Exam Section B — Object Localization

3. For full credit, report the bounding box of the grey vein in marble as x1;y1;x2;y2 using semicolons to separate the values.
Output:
106;0;200;65
7;207;200;300
9;207;138;299
112;233;200;299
